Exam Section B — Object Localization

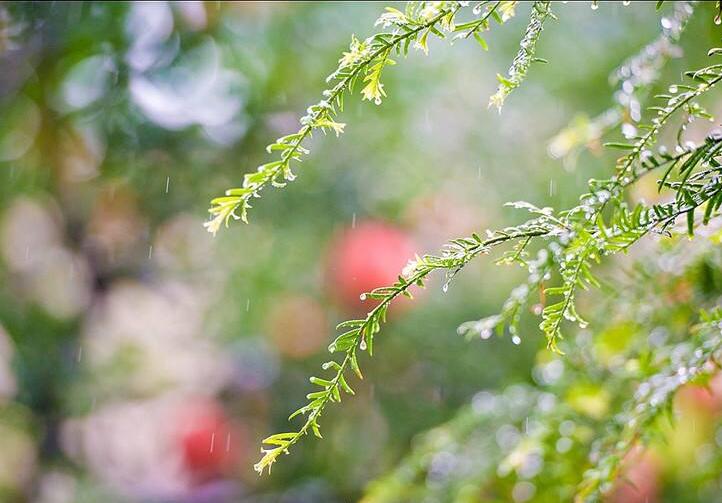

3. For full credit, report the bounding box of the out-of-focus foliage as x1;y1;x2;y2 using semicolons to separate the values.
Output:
1;1;722;503
365;232;722;502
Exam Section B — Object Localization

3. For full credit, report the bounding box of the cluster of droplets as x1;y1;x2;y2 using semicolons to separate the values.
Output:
458;245;554;343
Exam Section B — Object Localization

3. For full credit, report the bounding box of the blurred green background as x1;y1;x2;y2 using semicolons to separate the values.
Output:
0;1;720;502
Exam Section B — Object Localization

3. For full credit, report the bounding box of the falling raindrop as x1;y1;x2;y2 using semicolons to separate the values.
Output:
165;176;170;193
210;432;216;453
76;346;83;363
351;212;356;228
246;299;251;312
548;180;555;197
512;335;521;345
226;432;232;452
148;245;153;259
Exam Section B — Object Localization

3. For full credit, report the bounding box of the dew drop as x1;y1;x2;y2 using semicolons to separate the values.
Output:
360;338;367;351
512;335;521;345
621;123;637;139
668;85;678;94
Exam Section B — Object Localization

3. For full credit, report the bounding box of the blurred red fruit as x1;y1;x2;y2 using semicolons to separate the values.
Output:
325;221;416;314
675;372;722;415
609;447;660;503
174;399;242;483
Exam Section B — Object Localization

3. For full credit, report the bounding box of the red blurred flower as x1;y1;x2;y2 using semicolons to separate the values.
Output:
174;399;244;484
324;221;417;314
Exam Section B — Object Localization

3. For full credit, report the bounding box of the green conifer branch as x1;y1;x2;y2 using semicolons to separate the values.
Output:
205;3;467;234
489;1;553;111
254;224;550;474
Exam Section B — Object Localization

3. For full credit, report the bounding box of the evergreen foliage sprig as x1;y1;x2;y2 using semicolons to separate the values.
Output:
489;1;553;111
204;2;464;234
460;131;722;348
254;223;550;474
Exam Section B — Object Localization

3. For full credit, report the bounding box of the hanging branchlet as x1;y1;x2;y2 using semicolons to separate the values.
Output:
457;245;554;341
205;2;469;235
489;1;553;111
254;223;554;474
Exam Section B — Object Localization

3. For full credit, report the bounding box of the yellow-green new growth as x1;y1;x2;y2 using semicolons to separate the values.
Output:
205;2;467;235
